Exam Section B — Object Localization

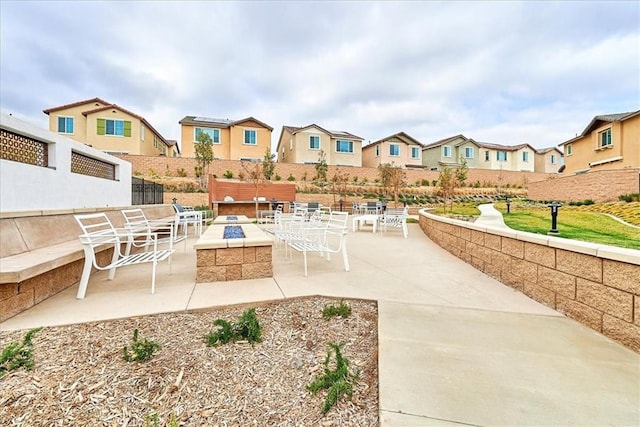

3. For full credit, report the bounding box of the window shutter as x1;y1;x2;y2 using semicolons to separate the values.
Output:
97;118;105;135
124;121;132;137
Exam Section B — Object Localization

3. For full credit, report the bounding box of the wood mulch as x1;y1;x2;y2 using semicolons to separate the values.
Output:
1;297;378;426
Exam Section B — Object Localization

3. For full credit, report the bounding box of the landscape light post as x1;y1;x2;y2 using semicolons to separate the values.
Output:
506;197;511;214
172;197;177;204
547;201;561;234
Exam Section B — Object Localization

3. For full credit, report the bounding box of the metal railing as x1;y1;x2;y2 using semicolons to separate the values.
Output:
131;177;164;205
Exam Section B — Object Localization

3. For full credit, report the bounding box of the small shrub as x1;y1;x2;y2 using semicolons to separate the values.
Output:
206;307;263;347
275;173;282;181
287;174;296;181
307;342;359;414
431;180;438;186
176;168;187;177
1;327;42;377
322;300;352;320
618;193;639;202
223;170;234;179
238;172;245;180
123;329;160;362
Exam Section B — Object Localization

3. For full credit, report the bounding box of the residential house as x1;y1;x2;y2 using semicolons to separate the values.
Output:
422;134;536;172
166;140;181;157
534;147;563;173
361;132;424;168
276;124;363;167
43;98;172;156
179;116;273;161
558;110;640;175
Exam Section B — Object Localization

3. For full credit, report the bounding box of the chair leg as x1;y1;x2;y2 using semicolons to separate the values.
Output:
303;251;308;277
342;241;350;272
151;257;157;294
107;244;120;280
77;253;93;299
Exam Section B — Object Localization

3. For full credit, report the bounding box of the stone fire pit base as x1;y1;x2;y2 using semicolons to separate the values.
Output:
193;223;273;282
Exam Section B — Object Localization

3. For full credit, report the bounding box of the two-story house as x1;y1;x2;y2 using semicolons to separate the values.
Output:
178;116;273;161
558;110;640;175
534;147;563;173
422;134;537;172
276;124;363;167
361;132;424;168
43;98;174;156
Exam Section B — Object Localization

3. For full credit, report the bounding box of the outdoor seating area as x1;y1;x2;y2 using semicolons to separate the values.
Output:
351;203;409;238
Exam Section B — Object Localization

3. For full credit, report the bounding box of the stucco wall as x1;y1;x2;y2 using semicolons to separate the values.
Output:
418;210;640;352
528;168;640;202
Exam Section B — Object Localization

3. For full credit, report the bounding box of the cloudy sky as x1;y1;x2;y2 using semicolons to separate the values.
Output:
1;1;638;153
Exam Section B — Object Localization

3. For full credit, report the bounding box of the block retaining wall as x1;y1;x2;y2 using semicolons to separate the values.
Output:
418;210;640;353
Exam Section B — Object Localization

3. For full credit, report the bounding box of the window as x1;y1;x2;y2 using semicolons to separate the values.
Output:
599;128;612;147
464;147;474;158
390;144;399;156
375;145;380;156
497;151;507;161
442;146;452;158
551;154;557;164
289;138;293;150
336;139;353;153
411;146;420;159
522;151;529;162
567;145;572;156
57;116;74;134
484;151;490;161
97;119;131;137
309;135;320;150
140;124;145;140
153;136;166;155
244;129;257;145
195;127;220;143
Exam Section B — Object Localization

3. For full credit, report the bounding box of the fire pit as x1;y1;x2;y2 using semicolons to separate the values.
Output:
193;222;273;282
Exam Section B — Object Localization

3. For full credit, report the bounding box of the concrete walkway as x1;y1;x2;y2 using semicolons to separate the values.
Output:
475;203;508;228
2;219;638;426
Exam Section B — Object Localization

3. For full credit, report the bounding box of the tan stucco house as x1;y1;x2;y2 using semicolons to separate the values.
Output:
276;124;363;167
43;98;173;156
558;110;640;175
422;134;538;172
179;116;273;161
361;132;424;168
534;147;563;173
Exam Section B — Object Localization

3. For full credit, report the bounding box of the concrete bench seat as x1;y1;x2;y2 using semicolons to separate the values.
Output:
0;205;176;322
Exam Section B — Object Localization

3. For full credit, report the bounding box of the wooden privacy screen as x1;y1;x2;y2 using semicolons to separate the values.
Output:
209;177;296;204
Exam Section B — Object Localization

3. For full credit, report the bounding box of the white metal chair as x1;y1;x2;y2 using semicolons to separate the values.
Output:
173;204;203;237
121;208;187;252
74;213;174;299
286;211;350;277
380;206;409;238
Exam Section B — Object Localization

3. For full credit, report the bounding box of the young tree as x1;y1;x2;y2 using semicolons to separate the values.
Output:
262;147;276;180
241;160;265;219
314;150;328;183
194;131;214;190
378;163;406;207
330;167;350;210
438;166;455;213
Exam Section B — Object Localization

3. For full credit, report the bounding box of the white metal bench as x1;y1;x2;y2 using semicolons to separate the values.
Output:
74;213;174;299
286;211;350;277
121;208;187;252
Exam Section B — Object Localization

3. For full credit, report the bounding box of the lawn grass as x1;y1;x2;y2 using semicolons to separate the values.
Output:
499;208;640;250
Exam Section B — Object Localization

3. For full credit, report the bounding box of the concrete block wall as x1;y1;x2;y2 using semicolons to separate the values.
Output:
528;168;640;202
418;210;640;353
115;154;550;188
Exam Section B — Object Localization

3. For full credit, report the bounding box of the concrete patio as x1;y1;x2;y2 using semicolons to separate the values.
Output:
1;221;638;426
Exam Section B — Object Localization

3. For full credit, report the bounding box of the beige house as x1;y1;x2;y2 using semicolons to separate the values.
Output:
179;116;273;161
43;98;174;156
558;110;640;175
276;124;363;167
422;134;537;172
534;147;563;173
361;132;424;168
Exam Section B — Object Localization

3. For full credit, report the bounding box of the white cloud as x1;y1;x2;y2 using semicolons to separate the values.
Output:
1;0;638;151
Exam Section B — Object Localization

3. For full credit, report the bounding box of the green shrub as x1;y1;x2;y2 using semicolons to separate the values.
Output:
123;329;160;362
287;174;296;181
206;307;263;347
176;168;187;177
1;327;42;377
275;173;282;181
307;342;359;414
223;170;233;179
322;300;352;320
